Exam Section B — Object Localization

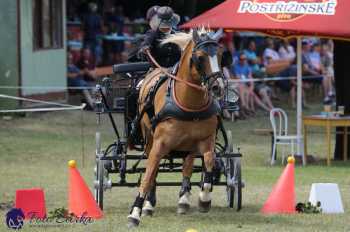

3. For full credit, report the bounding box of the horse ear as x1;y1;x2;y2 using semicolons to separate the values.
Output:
192;29;200;43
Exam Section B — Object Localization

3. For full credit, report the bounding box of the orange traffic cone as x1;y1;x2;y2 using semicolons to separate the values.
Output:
68;160;103;219
261;156;296;214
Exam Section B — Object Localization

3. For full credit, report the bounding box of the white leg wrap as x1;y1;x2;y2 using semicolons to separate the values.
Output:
199;183;212;202
143;200;154;211
128;207;141;221
178;192;191;205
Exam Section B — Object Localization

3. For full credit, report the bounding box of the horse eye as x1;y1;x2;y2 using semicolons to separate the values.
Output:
198;56;206;63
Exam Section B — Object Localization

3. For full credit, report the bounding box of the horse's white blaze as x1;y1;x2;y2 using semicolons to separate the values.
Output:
178;192;191;205
209;55;220;73
199;183;212;202
217;77;225;90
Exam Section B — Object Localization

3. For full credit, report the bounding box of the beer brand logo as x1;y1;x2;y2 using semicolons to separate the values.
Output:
238;0;337;22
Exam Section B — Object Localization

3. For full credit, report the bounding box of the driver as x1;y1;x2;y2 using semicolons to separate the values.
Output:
138;6;181;68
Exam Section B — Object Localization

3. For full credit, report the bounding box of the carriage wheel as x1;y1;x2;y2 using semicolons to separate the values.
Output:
94;132;104;210
226;158;234;208
225;130;242;211
97;158;105;210
225;130;234;208
232;157;242;211
226;158;242;211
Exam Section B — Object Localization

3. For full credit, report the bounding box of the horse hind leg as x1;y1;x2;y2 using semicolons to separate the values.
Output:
177;154;194;214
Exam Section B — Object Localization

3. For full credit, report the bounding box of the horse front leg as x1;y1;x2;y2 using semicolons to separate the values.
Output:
198;136;215;213
127;141;167;227
177;154;194;214
142;176;157;217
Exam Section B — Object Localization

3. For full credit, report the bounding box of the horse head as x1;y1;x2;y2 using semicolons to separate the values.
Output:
191;28;225;99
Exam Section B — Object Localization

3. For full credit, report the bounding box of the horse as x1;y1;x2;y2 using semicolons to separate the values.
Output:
128;28;225;227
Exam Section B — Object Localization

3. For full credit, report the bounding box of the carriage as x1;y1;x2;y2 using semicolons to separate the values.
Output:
92;29;244;226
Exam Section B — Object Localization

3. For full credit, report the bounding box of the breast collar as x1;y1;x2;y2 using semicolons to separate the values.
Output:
151;74;221;130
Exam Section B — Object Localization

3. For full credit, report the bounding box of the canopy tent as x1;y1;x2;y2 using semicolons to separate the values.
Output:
181;0;350;39
181;0;350;164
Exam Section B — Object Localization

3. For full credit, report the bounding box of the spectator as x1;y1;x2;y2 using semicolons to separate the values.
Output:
244;40;258;65
67;53;94;109
106;6;126;64
278;39;296;62
95;38;104;66
321;43;335;99
76;48;97;83
251;63;274;111
233;53;271;114
82;3;103;55
221;47;240;119
263;38;297;107
302;41;331;104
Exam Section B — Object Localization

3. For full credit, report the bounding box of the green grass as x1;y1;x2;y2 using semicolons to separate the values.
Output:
1;102;350;232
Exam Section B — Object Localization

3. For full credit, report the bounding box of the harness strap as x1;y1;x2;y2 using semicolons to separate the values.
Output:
150;79;221;130
146;49;206;92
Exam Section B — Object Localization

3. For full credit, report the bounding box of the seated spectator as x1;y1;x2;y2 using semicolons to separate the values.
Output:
263;38;292;74
278;39;296;63
244;40;258;65
251;62;274;111
302;41;331;104
67;53;94;109
263;38;297;107
76;48;97;83
233;53;271;115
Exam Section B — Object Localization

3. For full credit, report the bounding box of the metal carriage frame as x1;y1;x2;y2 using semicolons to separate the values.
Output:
93;62;243;211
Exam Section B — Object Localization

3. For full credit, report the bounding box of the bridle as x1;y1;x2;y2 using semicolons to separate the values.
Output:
146;36;224;112
146;49;206;92
191;40;224;89
146;40;223;92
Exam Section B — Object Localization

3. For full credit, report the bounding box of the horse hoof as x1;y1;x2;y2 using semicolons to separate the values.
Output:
198;200;211;213
177;203;190;214
127;216;140;228
142;209;154;217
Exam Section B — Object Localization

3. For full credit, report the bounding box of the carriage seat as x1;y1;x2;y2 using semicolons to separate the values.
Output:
113;62;151;74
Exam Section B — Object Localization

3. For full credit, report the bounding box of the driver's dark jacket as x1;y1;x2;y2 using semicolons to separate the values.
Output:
140;29;181;68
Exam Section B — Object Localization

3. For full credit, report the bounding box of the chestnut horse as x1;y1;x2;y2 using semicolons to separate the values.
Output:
128;29;224;227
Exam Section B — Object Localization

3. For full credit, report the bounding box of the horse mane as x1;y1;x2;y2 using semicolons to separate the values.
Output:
161;27;212;51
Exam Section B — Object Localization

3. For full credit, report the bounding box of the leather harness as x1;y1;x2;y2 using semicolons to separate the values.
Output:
139;65;221;132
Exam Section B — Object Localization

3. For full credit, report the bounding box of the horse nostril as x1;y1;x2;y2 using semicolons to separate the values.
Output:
211;85;222;97
212;85;220;93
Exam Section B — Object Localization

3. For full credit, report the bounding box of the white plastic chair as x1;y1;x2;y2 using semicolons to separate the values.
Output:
270;108;298;165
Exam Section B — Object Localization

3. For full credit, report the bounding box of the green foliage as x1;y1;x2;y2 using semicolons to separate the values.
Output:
295;201;322;214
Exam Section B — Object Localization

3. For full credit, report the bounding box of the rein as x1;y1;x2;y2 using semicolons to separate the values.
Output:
146;49;205;92
146;49;212;112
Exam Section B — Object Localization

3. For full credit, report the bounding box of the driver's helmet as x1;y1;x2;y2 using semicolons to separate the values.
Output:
146;5;160;22
149;6;180;33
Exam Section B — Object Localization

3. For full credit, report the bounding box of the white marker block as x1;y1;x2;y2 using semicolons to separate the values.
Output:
308;183;344;214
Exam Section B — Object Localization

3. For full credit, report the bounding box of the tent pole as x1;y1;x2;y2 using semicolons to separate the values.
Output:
296;37;304;165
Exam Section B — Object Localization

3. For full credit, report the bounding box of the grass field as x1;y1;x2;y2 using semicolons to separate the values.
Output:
1;101;350;232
